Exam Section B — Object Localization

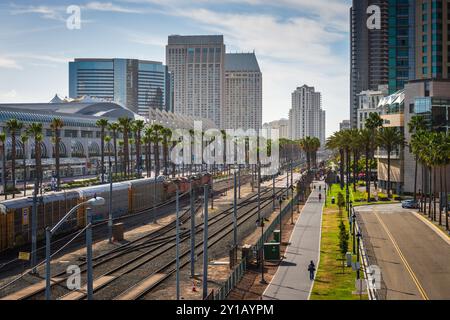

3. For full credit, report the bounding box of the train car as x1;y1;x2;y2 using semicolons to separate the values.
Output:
76;182;131;225
129;178;166;214
0;191;79;251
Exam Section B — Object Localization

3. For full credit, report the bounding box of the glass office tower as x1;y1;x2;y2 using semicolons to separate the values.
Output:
69;58;172;116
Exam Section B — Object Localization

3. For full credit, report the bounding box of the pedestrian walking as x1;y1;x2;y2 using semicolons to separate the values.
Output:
308;261;316;281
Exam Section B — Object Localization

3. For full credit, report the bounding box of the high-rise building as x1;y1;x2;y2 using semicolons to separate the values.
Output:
69;58;171;116
410;0;450;81
289;85;326;145
350;0;389;128
339;120;352;131
166;35;225;127
263;119;289;139
223;53;262;130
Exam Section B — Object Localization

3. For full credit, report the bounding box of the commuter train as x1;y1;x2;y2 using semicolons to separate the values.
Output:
0;174;211;252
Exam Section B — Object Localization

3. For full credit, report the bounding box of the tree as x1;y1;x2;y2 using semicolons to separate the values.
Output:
348;129;363;192
150;124;164;177
360;129;374;201
161;127;172;176
50;118;64;190
107;122;120;176
96;118;109;183
338;220;349;273
326;131;346;189
0;132;6;199
104;135;112;178
376;127;404;198
6;119;24;198
365;112;383;194
20;133;29;196
337;192;345;216
408;116;427;203
132;120;145;178
27;123;44;196
118;117;132;177
144;126;154;178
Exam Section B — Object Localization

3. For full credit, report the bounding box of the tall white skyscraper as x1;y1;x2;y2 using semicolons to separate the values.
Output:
166;35;225;127
223;53;262;130
289;85;326;145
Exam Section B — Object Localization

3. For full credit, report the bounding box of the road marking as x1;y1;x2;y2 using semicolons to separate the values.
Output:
412;212;450;246
374;212;429;300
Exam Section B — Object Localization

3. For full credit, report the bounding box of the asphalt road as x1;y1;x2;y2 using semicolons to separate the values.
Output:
262;181;324;300
355;203;450;300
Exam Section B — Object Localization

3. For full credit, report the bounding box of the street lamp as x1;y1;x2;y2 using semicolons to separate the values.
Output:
190;177;196;278
202;184;209;299
173;178;181;300
356;230;362;280
45;196;105;300
31;191;43;273
233;168;238;248
352;211;356;254
108;159;113;243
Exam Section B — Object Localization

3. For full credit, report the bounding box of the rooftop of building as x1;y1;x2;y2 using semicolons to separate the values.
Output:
72;58;162;65
225;53;261;72
167;35;224;45
0;95;143;126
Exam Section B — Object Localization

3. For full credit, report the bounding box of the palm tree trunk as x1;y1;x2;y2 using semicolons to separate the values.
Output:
439;166;443;226
445;165;448;231
339;149;345;190
23;144;26;196
413;155;418;203
12;133;16;198
387;150;391;199
433;167;437;222
101;129;105;183
353;151;357;193
365;150;370;202
428;167;432;219
113;133;118;176
2;145;6;200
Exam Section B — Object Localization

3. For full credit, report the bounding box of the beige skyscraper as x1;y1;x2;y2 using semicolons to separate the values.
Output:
223;53;262;130
166;35;225;127
289;85;326;145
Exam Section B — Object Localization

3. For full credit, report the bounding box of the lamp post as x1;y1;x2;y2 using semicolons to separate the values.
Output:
86;207;93;300
233;168;238;248
352;211;356;254
356;230;362;280
272;174;276;211
153;174;158;224
238;164;241;200
31;190;43;273
45;197;105;300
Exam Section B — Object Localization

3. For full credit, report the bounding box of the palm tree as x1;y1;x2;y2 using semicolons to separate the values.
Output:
50;118;64;190
108;122;120;176
20;133;29;196
144;126;155;178
365;112;383;192
408;116;427;203
360;129;374;201
104;135;112;178
376;127;404;198
96;118;109;183
118;117;132;177
348;129;362;192
150;124;164;177
6;119;24;198
161;127;172;176
326;131;345;189
27;123;44;196
132;120;145;178
0;132;7;200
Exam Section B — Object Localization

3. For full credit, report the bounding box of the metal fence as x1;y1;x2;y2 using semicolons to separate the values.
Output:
212;259;247;300
209;191;300;300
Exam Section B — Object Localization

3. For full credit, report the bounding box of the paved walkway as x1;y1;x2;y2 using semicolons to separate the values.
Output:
262;181;324;300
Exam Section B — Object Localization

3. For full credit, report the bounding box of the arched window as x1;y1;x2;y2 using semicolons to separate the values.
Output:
71;141;85;158
88;141;100;157
31;142;48;159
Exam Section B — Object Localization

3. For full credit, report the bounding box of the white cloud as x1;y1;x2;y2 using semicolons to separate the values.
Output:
84;2;143;13
0;57;22;70
10;4;66;22
0;90;18;99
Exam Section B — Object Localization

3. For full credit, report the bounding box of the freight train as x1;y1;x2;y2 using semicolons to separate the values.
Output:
0;174;211;252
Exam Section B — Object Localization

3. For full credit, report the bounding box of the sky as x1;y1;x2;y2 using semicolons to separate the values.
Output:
0;0;352;137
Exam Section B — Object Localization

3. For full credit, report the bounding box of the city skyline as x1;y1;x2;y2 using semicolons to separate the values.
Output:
0;0;351;137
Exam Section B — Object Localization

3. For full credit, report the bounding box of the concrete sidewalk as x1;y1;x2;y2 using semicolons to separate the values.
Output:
262;181;324;300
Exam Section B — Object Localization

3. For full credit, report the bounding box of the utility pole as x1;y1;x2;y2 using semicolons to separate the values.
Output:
31;187;38;273
202;185;209;299
233;169;238;247
258;164;266;284
86;208;93;300
238;165;241;199
175;187;180;300
108;159;113;243
190;180;195;278
272;174;276;211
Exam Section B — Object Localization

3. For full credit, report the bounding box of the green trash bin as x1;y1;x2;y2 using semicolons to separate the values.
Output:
273;230;281;243
264;243;280;261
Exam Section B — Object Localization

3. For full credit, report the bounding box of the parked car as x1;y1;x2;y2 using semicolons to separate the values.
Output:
402;199;419;209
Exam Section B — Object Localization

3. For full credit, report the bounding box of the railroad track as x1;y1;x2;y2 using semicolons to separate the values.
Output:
0;174;286;300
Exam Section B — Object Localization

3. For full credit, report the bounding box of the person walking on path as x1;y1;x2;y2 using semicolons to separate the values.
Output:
308;261;316;281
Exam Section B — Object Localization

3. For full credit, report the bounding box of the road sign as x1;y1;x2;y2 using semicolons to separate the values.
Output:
18;252;31;261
